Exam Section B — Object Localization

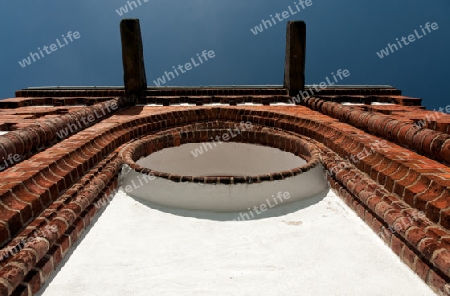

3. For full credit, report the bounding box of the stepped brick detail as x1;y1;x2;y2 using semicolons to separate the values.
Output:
0;88;449;295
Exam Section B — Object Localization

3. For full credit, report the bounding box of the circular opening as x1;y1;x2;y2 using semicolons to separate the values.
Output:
120;127;328;212
137;143;306;177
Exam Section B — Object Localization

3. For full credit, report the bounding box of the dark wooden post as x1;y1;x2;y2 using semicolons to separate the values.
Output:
284;21;306;97
120;19;147;103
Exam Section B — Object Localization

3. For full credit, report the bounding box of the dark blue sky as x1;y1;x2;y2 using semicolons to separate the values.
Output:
0;1;448;110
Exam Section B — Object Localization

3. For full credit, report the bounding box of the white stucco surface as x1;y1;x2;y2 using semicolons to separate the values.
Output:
38;189;436;296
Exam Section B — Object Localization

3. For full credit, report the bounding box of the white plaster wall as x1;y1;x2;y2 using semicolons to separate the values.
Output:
38;189;437;296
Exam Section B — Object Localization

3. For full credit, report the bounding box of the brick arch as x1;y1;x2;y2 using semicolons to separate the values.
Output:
0;106;450;294
0;106;449;247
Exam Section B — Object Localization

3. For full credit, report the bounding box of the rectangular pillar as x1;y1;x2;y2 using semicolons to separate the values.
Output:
284;21;306;97
120;19;147;101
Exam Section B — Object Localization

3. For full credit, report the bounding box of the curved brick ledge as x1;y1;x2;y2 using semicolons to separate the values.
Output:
0;105;448;295
0;107;447;231
303;97;450;165
0;98;127;172
1;106;445;247
120;123;321;184
304;121;450;230
0;99;139;249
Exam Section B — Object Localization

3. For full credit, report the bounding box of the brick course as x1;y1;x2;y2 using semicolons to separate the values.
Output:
0;87;448;295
